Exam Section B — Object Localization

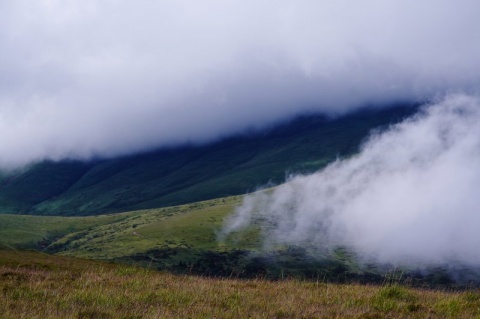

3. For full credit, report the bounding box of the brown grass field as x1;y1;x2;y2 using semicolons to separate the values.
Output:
1;250;480;318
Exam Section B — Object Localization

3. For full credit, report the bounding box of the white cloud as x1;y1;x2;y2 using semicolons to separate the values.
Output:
223;94;480;266
1;1;480;168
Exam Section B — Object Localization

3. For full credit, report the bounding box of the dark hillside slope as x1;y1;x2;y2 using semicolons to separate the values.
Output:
0;106;415;216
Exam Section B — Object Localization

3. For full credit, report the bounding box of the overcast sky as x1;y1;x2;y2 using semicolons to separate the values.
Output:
1;1;480;168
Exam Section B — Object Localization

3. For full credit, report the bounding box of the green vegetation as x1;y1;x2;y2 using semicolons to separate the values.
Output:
2;249;480;318
0;194;473;286
0;194;363;281
0;106;415;216
0;196;258;272
0;213;128;250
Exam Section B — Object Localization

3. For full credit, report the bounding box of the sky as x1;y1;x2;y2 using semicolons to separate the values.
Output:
1;0;480;168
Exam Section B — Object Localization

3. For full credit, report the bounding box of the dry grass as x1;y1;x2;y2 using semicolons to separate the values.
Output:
1;250;480;318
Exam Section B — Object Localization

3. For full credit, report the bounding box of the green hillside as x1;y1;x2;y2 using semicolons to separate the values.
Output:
0;105;415;216
0;196;236;254
0;196;270;278
0;194;472;286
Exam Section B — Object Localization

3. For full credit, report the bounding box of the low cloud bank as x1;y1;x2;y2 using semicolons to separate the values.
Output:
1;1;480;168
223;94;480;267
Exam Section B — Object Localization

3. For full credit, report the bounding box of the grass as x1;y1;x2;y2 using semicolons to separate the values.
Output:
0;196;237;252
45;195;246;259
0;194;368;282
0;211;132;250
0;193;349;280
0;195;259;272
1;249;480;318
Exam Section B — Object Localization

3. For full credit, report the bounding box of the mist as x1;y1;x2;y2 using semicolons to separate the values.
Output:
1;1;480;168
222;94;480;267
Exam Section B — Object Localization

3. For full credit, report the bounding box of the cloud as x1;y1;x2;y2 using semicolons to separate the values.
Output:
223;94;480;267
1;1;480;168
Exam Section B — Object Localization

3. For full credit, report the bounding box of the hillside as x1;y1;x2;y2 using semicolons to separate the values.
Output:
0;105;415;216
1;194;474;287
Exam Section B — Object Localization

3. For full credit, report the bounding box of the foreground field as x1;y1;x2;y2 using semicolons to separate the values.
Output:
1;250;479;319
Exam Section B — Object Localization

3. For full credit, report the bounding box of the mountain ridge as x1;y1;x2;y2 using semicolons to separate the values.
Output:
0;105;416;216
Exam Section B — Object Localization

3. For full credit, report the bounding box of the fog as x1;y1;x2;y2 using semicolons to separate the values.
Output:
1;1;480;168
223;94;480;266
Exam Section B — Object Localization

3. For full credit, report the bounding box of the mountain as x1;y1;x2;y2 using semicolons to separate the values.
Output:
0;105;415;216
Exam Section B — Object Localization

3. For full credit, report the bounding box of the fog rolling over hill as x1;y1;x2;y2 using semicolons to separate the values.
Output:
1;0;480;278
224;94;480;268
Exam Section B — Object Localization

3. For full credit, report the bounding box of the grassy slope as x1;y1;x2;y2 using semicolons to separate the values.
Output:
0;212;132;250
0;105;415;216
0;195;243;257
1;249;479;319
0;195;348;280
0;194;470;286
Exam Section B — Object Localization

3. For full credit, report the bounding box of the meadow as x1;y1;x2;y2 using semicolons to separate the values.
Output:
1;249;480;319
0;192;474;289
